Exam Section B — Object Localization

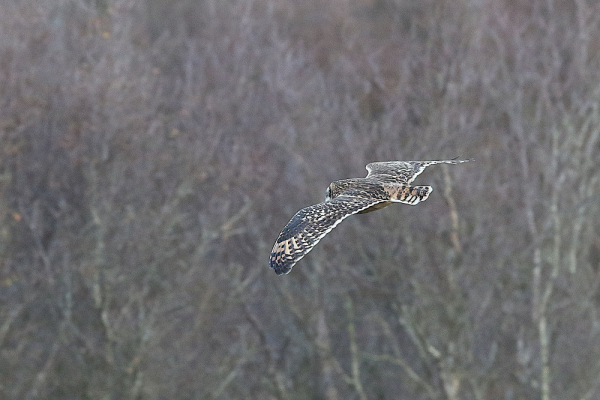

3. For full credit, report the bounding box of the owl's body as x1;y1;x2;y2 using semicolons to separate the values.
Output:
270;159;472;275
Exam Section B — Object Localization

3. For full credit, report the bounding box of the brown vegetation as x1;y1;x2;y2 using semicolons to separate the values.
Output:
1;0;599;398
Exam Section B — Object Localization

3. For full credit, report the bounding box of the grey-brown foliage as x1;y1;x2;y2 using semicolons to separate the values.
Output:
1;0;599;399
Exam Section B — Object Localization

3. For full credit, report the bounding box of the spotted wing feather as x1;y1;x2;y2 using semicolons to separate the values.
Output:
366;159;472;184
270;196;385;275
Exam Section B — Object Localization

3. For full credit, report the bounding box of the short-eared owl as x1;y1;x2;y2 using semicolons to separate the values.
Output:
270;159;472;275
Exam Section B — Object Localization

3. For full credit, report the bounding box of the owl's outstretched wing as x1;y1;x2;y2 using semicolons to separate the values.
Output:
270;196;386;275
366;159;472;184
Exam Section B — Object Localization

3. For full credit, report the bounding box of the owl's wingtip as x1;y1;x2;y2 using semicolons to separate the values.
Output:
451;155;474;162
271;264;293;275
270;255;294;275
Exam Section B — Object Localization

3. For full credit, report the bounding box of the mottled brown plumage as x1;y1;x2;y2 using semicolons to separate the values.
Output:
270;159;472;275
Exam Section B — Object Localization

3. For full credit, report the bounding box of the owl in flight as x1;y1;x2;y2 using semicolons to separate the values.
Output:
270;159;472;275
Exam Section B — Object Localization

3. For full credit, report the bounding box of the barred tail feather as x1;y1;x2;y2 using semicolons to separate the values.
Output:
390;185;432;205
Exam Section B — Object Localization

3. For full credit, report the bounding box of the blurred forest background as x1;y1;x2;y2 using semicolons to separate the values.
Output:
1;0;600;399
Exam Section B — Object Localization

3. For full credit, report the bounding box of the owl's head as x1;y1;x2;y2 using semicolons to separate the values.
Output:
325;181;345;201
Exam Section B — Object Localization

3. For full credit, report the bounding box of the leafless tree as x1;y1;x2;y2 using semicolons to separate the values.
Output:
1;0;599;399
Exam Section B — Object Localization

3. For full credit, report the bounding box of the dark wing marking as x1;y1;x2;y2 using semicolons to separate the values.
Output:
270;196;386;275
366;159;472;184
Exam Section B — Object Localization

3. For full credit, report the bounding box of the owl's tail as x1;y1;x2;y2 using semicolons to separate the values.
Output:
390;185;432;205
